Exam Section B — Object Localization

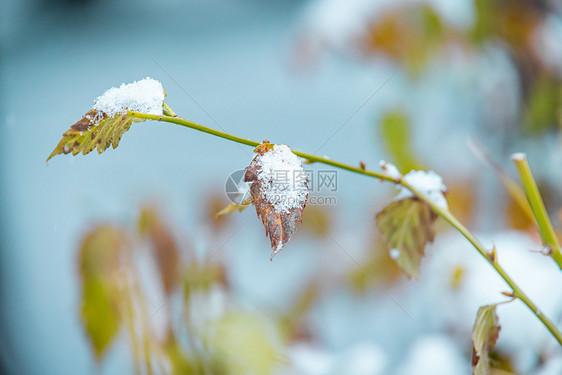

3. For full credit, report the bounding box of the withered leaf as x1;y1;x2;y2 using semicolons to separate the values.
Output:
375;198;437;278
472;304;501;375
362;4;446;73
244;143;308;260
47;109;145;162
78;225;128;361
138;207;181;295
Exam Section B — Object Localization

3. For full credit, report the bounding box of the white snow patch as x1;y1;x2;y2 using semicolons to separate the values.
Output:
395;170;448;210
511;152;526;161
254;144;309;213
287;344;334;375
396;335;468;375
286;341;388;375
92;77;165;118
389;248;400;259
337;342;388;375
379;160;401;179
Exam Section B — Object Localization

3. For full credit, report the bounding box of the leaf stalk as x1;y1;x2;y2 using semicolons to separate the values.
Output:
512;153;562;271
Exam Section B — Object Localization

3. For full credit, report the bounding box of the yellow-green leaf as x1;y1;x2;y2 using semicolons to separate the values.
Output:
375;198;437;278
47;110;144;162
183;262;226;306
215;198;252;218
472;304;501;375
522;74;562;136
78;225;127;361
163;331;194;375
208;312;284;375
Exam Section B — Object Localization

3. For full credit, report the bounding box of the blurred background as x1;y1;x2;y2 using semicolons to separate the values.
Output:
1;0;562;374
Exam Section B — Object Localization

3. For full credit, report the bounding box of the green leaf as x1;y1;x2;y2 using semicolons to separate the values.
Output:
47;109;145;162
379;110;425;173
376;198;437;278
472;304;501;375
78;225;127;361
522;74;562;136
80;279;122;361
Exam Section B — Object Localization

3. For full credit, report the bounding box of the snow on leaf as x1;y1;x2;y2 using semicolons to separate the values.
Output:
376;198;437;278
78;225;128;361
379;160;402;180
472;304;501;375
47;77;165;162
92;77;165;117
244;142;309;260
395;170;448;210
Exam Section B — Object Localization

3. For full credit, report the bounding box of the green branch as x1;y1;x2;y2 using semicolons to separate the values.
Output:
129;111;399;183
130;110;562;346
512;153;562;270
402;179;562;346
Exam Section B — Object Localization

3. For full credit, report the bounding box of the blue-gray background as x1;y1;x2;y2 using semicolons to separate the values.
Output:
2;0;562;374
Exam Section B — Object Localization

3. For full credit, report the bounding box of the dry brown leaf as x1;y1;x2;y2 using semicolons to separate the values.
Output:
362;4;449;73
244;142;309;260
138;207;181;295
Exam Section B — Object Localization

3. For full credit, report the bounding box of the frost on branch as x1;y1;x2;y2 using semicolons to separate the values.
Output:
244;143;309;260
47;77;165;162
395;170;448;210
376;169;447;278
472;304;501;375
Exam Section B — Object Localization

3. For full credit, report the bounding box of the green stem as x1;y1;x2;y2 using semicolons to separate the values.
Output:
401;180;562;346
512;153;562;270
130;110;562;346
163;103;176;117
129;112;396;183
130;112;261;148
